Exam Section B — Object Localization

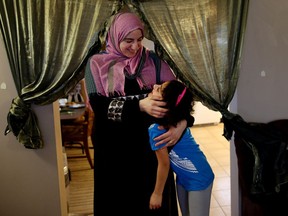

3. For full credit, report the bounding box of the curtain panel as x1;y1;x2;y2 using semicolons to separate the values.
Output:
128;0;250;140
0;0;120;148
1;0;250;148
129;0;249;113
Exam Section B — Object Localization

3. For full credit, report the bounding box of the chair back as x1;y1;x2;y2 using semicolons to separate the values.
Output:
61;109;94;169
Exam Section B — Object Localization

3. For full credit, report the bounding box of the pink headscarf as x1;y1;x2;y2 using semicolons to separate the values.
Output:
90;12;175;97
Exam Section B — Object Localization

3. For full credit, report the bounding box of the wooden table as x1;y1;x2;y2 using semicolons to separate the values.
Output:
60;104;86;120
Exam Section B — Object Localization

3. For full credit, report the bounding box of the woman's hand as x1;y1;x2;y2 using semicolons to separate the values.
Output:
154;119;187;147
139;93;168;118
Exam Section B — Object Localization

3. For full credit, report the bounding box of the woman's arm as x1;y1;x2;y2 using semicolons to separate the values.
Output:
140;93;190;147
89;93;149;123
149;147;170;210
139;78;195;147
154;119;187;147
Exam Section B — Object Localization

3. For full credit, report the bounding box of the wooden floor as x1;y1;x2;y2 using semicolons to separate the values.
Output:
65;137;94;216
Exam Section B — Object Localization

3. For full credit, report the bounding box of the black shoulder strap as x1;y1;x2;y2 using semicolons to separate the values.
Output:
149;50;161;84
84;57;97;95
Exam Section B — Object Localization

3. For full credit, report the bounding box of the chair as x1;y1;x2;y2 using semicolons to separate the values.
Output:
61;108;94;169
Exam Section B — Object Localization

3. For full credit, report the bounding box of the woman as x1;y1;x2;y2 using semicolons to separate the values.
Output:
85;12;193;215
149;80;214;216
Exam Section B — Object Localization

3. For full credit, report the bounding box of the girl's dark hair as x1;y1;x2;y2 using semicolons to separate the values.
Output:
158;80;195;127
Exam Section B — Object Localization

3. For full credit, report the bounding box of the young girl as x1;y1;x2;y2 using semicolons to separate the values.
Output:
149;80;215;216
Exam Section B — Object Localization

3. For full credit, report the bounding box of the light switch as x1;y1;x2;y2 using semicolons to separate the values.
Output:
0;82;7;89
260;70;266;77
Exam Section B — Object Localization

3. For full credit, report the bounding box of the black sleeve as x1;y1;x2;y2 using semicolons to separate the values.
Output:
116;94;152;124
88;93;111;122
89;93;149;123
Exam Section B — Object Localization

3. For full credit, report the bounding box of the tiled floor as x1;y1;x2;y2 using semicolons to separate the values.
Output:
189;123;231;216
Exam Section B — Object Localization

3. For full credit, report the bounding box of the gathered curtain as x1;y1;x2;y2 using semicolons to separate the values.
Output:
0;0;249;148
0;0;121;148
135;0;248;112
128;0;250;140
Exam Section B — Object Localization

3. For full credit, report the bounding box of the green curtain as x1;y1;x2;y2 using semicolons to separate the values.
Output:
129;0;248;113
1;0;249;148
127;0;250;140
0;0;121;148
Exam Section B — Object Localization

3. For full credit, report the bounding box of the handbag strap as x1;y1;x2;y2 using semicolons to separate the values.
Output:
149;50;161;84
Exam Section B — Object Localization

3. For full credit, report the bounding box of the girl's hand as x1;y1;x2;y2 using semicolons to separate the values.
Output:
149;192;163;209
154;119;187;147
139;93;168;118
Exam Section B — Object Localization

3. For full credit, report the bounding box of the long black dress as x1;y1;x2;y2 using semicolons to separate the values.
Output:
88;77;179;216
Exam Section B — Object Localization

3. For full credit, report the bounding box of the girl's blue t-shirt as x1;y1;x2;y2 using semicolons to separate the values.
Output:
148;123;214;191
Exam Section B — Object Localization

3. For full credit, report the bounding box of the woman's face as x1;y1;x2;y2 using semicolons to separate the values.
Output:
119;29;143;58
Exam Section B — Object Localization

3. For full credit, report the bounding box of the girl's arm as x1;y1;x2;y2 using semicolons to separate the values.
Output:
149;147;170;210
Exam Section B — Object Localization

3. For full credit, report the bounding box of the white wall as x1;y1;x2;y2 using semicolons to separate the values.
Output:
193;102;221;125
237;0;288;122
230;0;288;215
0;35;67;215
